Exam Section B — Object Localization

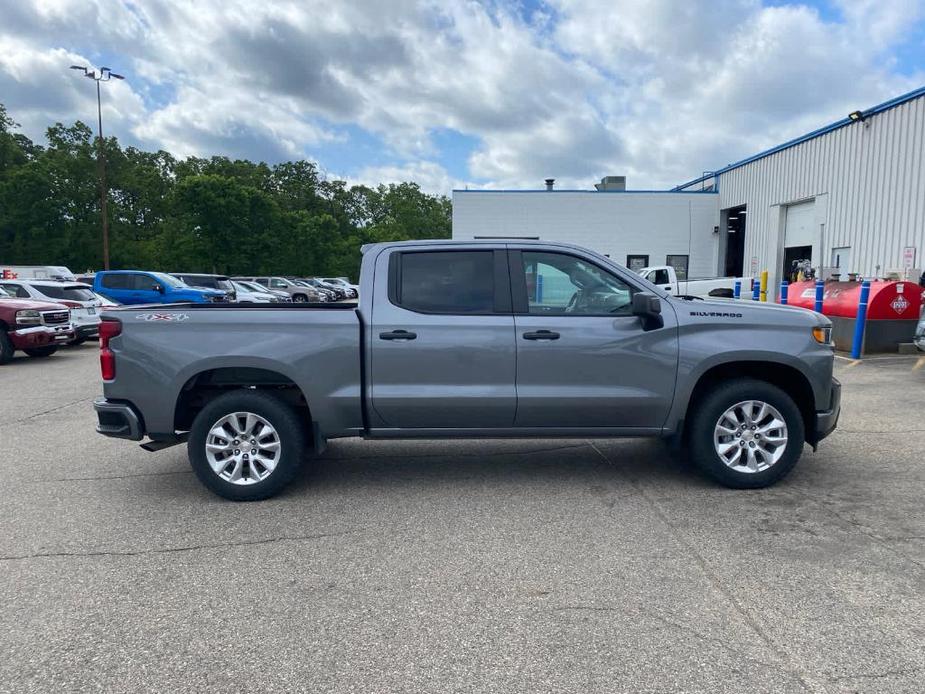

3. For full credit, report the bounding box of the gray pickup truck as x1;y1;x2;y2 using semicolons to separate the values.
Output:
94;240;840;500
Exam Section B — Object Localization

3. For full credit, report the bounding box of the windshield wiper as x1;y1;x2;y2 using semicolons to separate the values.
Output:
674;295;704;301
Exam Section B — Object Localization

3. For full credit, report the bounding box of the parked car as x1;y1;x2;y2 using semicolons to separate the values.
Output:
300;278;345;300
231;281;280;303
94;271;225;305
295;278;336;301
234;280;290;302
232;277;323;303
638;265;752;298
0;279;101;344
171;273;237;302
0;292;75;363
320;277;359;298
0;265;76;281
94;239;840;501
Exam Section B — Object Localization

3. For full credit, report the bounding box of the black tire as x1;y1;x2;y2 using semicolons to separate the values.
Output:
24;346;58;358
292;294;307;303
688;378;805;489
71;337;88;346
0;329;13;365
188;390;307;501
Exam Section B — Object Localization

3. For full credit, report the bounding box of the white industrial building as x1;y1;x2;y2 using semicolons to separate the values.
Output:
453;85;925;298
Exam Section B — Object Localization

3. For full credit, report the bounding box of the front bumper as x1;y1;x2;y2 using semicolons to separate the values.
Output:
813;377;841;444
94;398;144;441
9;325;76;349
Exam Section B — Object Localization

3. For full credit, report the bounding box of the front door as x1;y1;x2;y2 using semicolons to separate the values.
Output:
370;247;516;429
511;249;678;429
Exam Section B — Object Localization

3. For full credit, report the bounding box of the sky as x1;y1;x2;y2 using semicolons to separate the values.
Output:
1;0;923;194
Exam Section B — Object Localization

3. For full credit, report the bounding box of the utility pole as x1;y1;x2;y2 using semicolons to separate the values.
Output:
70;65;124;270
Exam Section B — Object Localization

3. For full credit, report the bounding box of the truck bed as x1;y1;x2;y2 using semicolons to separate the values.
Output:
101;303;364;439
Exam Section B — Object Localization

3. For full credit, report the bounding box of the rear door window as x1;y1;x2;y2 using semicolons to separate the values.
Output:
391;250;497;314
101;274;132;290
34;285;96;302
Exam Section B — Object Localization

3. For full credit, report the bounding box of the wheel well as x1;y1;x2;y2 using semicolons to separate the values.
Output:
685;361;816;442
174;367;310;431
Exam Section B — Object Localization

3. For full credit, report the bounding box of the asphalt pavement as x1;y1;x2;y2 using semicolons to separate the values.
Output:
1;346;923;693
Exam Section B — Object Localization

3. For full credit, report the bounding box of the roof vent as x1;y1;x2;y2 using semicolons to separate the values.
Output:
595;176;626;191
544;178;555;191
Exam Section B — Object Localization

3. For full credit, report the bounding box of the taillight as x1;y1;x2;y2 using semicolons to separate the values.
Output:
99;318;121;380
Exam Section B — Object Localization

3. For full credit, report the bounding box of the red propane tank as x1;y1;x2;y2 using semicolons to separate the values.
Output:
786;280;922;320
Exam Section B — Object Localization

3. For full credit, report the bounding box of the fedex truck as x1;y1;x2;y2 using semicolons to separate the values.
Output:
0;265;76;281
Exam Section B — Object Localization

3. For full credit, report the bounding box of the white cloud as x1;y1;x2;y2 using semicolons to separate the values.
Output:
1;0;923;192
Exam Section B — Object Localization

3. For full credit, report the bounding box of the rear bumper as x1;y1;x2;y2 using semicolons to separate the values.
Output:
94;398;144;441
813;378;841;444
9;325;75;349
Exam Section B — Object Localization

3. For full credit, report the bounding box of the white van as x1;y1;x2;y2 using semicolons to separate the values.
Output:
0;265;76;281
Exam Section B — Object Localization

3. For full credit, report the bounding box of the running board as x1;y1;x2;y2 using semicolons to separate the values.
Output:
140;433;189;452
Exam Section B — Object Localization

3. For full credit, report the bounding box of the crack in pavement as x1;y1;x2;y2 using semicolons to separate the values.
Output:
587;441;818;694
782;487;925;572
3;396;96;426
0;530;356;563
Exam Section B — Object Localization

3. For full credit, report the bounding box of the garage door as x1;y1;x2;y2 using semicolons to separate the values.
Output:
784;200;815;247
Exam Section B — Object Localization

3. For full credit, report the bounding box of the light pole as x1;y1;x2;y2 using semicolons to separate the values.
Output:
70;65;124;270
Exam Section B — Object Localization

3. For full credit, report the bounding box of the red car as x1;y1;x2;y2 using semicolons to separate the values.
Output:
0;289;75;363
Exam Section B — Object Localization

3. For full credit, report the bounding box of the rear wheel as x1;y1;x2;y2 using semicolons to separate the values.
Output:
0;330;13;365
188;390;306;501
689;379;805;489
24;346;58;358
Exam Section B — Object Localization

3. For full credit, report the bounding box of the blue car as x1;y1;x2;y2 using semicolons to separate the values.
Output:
93;271;225;305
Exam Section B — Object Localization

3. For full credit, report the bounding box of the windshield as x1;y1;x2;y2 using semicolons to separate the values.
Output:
233;281;259;293
151;272;187;289
35;284;96;302
238;281;266;293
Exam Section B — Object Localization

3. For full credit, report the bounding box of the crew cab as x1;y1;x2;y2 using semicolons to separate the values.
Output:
94;240;840;501
93;271;226;305
0;290;75;363
638;265;752;298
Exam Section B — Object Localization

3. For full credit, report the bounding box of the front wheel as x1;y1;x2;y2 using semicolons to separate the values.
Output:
292;294;308;303
188;390;306;501
0;330;13;365
24;346;58;358
688;379;805;489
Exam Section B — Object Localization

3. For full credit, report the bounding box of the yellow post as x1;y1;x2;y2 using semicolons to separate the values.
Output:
759;270;769;302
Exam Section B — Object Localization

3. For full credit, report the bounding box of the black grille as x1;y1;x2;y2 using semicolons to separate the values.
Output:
42;310;70;325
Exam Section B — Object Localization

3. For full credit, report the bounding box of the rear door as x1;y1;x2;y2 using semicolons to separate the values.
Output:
370;247;516;429
511;249;678;429
98;273;134;303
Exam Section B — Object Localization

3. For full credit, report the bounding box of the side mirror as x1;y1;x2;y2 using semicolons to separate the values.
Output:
631;292;663;330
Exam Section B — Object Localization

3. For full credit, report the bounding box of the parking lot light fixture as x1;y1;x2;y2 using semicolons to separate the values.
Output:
69;65;125;270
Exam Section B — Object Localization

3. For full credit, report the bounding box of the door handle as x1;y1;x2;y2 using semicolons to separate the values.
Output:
379;329;417;341
522;330;560;340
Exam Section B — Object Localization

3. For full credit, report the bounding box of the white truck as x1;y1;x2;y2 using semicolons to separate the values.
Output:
638;265;752;298
0;265;76;282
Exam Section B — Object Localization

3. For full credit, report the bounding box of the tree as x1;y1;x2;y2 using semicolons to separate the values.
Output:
0;102;453;278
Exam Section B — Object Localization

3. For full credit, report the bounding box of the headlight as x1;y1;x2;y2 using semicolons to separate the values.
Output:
812;326;832;345
15;310;42;326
